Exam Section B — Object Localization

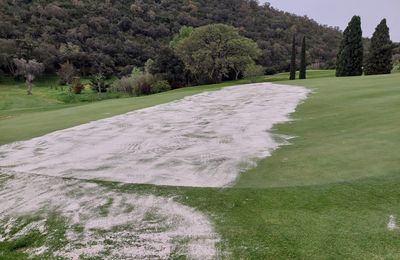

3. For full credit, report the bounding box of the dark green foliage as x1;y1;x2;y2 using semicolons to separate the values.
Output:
152;80;171;94
90;76;110;93
289;35;296;80
364;19;393;75
151;47;188;89
300;36;307;79
336;16;364;77
174;24;261;84
0;0;342;76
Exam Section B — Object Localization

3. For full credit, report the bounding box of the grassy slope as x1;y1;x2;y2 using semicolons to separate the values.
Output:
237;73;400;187
0;70;333;145
2;71;400;259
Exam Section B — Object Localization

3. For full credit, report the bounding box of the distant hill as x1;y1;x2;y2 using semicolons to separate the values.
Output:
0;0;342;76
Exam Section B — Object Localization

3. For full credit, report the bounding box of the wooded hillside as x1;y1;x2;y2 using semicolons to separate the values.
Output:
0;0;342;76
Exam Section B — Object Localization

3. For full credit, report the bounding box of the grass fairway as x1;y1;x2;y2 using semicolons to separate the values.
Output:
2;71;400;258
237;73;400;187
0;70;334;145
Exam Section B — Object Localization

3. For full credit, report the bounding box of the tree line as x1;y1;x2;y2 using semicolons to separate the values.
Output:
336;16;394;76
0;0;342;77
288;16;396;80
12;24;264;95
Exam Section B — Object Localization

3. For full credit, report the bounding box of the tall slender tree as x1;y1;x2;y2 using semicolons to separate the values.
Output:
336;16;363;77
289;35;296;80
364;19;393;75
300;36;306;79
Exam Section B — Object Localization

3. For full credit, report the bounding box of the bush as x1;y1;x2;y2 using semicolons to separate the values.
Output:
393;62;400;73
71;77;84;94
57;62;76;85
112;76;135;95
90;75;111;93
112;67;163;96
152;80;171;94
392;54;400;73
133;73;156;96
243;63;265;80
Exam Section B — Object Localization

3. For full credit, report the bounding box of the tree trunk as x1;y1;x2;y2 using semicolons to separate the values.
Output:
26;80;32;95
26;74;34;95
235;70;240;80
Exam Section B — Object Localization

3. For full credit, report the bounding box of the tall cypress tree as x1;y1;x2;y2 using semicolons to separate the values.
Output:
336;16;363;77
364;19;393;75
300;36;306;79
289;35;296;80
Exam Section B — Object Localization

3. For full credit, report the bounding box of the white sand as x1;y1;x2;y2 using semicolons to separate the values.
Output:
0;83;308;187
388;215;397;231
0;172;219;259
0;83;308;258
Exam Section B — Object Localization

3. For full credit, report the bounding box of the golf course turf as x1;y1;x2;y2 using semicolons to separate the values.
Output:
1;71;400;259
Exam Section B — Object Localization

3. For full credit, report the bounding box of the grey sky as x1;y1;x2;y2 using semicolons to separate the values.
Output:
261;0;400;42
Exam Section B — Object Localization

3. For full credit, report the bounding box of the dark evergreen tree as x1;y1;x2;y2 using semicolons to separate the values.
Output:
289;35;296;80
300;36;306;79
364;19;393;75
336;16;363;77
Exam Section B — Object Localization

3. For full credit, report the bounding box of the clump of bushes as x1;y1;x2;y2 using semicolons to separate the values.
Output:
57;62;76;85
112;67;171;96
71;77;84;94
90;75;111;93
152;80;171;94
133;73;156;96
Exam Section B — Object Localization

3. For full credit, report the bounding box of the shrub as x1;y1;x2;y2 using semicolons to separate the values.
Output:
133;73;156;96
243;63;265;79
113;76;135;95
392;54;400;73
57;62;76;85
112;67;162;96
152;80;171;94
71;77;84;94
393;62;400;73
90;75;111;93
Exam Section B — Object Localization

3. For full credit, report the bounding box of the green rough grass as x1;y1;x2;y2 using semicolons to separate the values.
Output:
0;214;68;260
3;70;400;259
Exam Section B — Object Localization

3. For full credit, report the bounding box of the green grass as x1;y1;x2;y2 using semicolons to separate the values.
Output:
0;214;67;260
237;73;400;187
3;70;400;259
0;70;334;145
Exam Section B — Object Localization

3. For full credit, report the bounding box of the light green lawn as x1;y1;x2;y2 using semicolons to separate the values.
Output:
2;71;400;259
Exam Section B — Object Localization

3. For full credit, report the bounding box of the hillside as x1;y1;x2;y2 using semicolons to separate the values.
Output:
0;0;342;76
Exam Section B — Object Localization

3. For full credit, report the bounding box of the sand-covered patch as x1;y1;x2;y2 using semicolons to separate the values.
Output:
0;172;219;259
0;83;308;187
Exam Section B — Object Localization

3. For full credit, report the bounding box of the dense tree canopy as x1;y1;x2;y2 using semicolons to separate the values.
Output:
173;24;261;83
336;16;364;77
0;0;342;77
364;19;393;75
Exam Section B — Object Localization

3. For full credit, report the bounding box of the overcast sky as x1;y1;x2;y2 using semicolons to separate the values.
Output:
261;0;399;42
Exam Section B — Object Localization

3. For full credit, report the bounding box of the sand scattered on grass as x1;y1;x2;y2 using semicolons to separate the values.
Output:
388;215;397;231
0;83;309;258
0;83;309;187
0;172;219;259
